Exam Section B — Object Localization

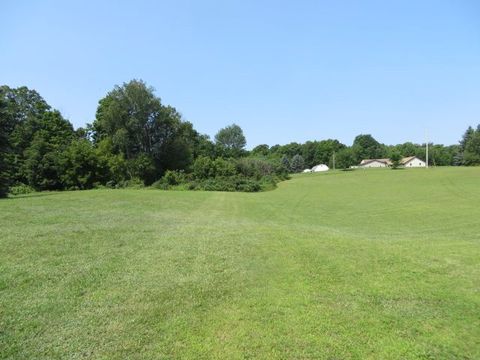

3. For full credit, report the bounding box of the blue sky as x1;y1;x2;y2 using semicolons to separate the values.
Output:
2;1;479;148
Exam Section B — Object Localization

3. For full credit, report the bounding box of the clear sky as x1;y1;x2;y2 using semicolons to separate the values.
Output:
2;0;479;148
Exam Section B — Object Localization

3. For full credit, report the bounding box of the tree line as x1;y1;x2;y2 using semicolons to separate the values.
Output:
0;79;479;197
252;133;462;171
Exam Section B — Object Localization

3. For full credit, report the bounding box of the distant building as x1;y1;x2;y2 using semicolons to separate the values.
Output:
302;164;329;173
311;164;329;172
359;156;426;168
359;159;392;168
400;156;426;168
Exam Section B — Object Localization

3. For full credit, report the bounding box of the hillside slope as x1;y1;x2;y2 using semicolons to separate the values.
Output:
1;167;479;359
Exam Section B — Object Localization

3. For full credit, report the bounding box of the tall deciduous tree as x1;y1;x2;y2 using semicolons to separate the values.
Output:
22;111;75;190
352;134;386;163
59;139;102;189
93;80;195;183
251;144;270;157
214;124;246;157
335;147;356;169
1;85;52;183
0;91;10;197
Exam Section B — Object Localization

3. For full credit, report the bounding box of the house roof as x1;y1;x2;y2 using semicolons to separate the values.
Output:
400;156;420;165
360;158;392;166
360;156;424;166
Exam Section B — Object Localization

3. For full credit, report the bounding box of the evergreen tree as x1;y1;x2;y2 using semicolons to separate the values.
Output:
290;154;305;173
281;155;290;170
460;126;475;152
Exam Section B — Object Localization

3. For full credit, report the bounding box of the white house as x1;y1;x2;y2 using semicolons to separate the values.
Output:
311;164;329;172
359;159;392;168
359;156;426;168
400;156;426;168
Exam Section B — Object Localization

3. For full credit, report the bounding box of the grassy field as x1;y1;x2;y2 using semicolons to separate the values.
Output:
1;167;479;359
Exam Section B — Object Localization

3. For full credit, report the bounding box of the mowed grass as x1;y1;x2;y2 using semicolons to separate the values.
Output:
1;167;479;359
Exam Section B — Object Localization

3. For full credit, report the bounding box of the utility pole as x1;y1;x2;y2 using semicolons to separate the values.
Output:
426;130;429;169
332;151;336;170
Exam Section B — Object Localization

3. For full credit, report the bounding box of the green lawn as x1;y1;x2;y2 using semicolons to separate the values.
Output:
1;167;479;359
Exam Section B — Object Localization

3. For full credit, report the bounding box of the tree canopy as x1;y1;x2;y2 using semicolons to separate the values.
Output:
214;123;246;157
92;80;198;183
0;90;10;197
352;134;386;162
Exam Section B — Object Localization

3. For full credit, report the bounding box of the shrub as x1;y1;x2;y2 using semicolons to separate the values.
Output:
193;156;215;179
163;170;186;186
193;156;236;179
151;180;170;190
213;158;236;177
9;183;35;196
152;156;289;193
201;178;236;192
235;178;261;192
236;158;275;179
116;177;144;189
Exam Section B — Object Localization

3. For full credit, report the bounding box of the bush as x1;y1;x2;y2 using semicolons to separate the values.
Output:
152;156;289;193
115;177;144;189
193;156;236;179
213;158;236;177
234;178;261;192
163;170;186;186
193;156;215;179
151;180;170;190
202;178;236;192
9;183;35;196
151;170;188;190
236;158;275;179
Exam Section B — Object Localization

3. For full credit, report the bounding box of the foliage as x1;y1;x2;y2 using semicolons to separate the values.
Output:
290;154;305;173
251;144;269;156
352;134;386;163
21;111;75;190
58;139;103;190
236;157;275;179
281;154;290;170
461;125;480;165
390;151;402;169
0;91;10;197
8;183;35;195
92;80;195;182
114;177;145;189
151;170;187;189
192;156;236;180
460;126;475;153
1;82;473;197
163;156;286;192
335;147;356;169
214;123;246;158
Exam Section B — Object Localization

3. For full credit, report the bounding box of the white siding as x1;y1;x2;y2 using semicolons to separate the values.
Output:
404;158;426;167
362;161;388;168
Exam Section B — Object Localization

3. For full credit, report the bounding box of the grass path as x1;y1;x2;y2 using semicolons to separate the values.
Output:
1;167;479;358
